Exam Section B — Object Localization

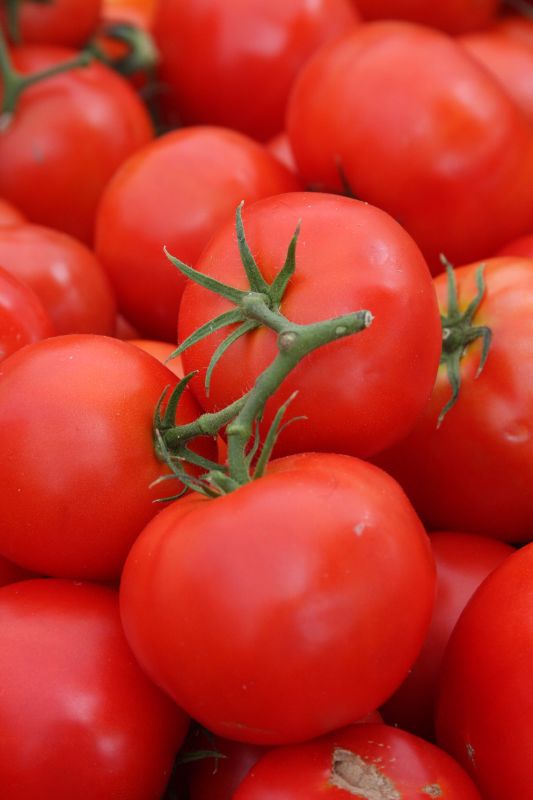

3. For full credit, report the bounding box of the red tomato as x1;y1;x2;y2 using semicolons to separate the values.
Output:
178;192;441;459
496;232;533;258
102;0;158;28
152;0;359;141
354;0;499;34
0;224;116;335
382;532;514;740
0;197;26;227
266;132;299;174
0;579;188;800
0;264;55;361
234;723;482;798
0;46;153;243
0;554;37;587
460;30;533;128
120;452;436;745
130;339;184;378
1;0;102;47
95;126;302;340
287;22;533;271
375;257;533;541
0;334;215;580
436;543;533;799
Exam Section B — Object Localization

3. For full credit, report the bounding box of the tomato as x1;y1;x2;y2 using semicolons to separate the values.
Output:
0;224;116;335
266;132;298;175
287;22;533;271
95;126;302;341
234;723;482;798
381;532;514;740
0;197;26;227
354;0;499;34
102;0;158;28
436;543;533;799
375;257;533;541
0;264;55;361
152;0;359;141
0;579;188;800
0;46;153;243
178;192;441;459
0;334;215;580
1;0;102;47
0;554;37;587
130;339;184;378
120;452;435;745
460;29;533;128
496;232;533;258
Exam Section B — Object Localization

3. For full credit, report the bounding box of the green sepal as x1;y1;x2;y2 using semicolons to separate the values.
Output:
164;247;248;305
168;309;244;360
235;202;271;295
205;319;260;396
252;392;299;479
269;220;301;306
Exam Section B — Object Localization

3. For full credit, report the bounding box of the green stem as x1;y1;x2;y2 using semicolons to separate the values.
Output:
87;23;159;76
0;27;92;123
4;0;20;44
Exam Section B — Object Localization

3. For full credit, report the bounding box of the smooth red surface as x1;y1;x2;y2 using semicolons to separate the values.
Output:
0;334;215;580
354;0;499;34
95;126;302;340
0;265;55;362
0;198;26;228
1;0;102;46
120;452;435;745
0;47;153;243
436;543;533;798
0;580;187;800
0;555;38;587
0;224;116;335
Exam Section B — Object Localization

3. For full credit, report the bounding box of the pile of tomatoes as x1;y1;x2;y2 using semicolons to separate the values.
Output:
1;1;533;798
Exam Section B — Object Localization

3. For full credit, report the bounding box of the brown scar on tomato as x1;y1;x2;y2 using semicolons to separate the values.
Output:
329;748;401;799
422;785;443;797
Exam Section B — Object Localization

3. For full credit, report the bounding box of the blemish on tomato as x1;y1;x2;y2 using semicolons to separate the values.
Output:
329;748;401;799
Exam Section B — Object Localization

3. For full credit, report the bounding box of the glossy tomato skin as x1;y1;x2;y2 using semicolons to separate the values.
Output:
120;452;436;745
178;192;441;460
381;532;514;740
95;126;302;340
0;265;55;362
0;47;153;244
0;198;26;227
287;22;533;271
0;555;37;587
354;0;499;34
0;579;188;800
234;723;482;799
1;0;102;47
436;543;533;799
376;257;533;541
496;233;533;258
0;334;215;580
153;0;359;141
0;224;116;335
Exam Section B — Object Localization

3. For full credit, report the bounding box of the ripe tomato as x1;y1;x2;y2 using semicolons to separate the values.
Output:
233;723;482;798
0;334;215;580
436;543;533;799
0;224;116;335
120;452;436;745
0;554;37;587
95;126;302;340
0;579;188;800
382;532;514;740
0;264;55;361
152;0;359;141
130;339;184;378
354;0;499;34
1;0;102;47
287;22;533;271
178;192;441;459
102;0;158;28
0;46;153;243
0;197;26;227
375;257;533;541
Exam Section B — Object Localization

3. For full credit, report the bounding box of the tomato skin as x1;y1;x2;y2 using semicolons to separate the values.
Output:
375;257;533;541
381;532;514;740
120;452;435;745
95;127;302;340
354;0;499;34
436;543;533;799
0;224;116;335
102;0;158;28
0;555;38;587
178;192;440;460
153;0;359;141
1;0;102;47
130;339;184;378
496;233;533;259
0;334;215;580
0;579;188;800
0;198;26;227
0;47;153;244
234;723;482;799
0;265;55;362
287;22;533;271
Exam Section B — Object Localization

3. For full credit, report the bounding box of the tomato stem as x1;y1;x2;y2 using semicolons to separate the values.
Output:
87;23;159;76
0;28;92;126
